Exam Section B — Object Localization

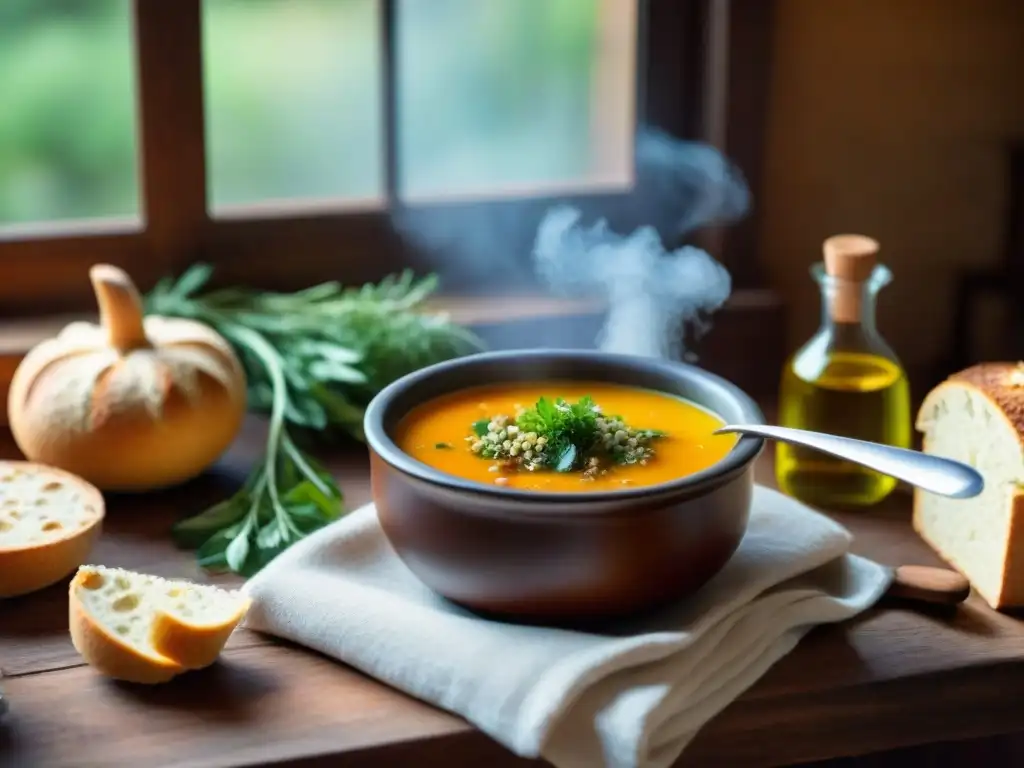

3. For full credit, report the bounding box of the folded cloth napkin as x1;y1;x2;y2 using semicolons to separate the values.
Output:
241;485;892;768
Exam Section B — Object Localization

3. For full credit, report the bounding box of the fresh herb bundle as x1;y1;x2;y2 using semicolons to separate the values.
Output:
146;264;483;577
470;396;666;475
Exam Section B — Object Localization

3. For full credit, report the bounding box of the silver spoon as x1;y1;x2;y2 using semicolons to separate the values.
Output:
714;424;984;499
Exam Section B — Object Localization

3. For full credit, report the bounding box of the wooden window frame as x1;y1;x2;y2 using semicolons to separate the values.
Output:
0;0;777;317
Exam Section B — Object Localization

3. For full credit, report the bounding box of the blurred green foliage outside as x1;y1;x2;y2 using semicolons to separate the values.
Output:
0;0;604;226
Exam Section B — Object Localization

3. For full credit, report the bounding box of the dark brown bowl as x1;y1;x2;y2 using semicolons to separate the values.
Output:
363;350;765;625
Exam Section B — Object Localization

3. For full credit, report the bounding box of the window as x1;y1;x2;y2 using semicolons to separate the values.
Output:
0;0;773;316
0;1;139;227
203;0;385;210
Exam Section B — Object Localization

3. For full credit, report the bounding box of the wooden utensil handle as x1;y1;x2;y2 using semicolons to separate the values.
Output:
884;565;971;606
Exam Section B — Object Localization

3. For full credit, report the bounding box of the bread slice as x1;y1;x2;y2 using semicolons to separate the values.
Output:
0;460;104;598
69;565;251;684
914;363;1024;609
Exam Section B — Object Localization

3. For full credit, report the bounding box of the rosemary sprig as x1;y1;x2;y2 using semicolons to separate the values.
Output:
146;264;483;576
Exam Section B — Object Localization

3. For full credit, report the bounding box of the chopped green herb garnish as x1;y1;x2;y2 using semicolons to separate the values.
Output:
435;442;453;449
468;395;666;479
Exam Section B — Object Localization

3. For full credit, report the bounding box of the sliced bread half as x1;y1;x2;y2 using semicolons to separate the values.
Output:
914;362;1024;609
0;460;104;598
69;565;251;684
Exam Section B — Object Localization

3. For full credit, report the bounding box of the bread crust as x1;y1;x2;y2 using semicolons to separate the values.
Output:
0;461;105;598
942;363;1024;437
151;596;252;670
999;489;1024;608
915;365;1024;610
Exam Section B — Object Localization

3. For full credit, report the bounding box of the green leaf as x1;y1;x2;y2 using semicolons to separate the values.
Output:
311;383;365;428
170;263;215;299
172;498;249;549
307;360;368;385
195;525;241;570
435;442;453;449
256;520;285;550
555;443;577;472
290;340;362;365
537;397;558;424
284;393;328;429
287;503;335;535
197;548;229;572
472;419;490;437
225;529;251;573
284;479;341;518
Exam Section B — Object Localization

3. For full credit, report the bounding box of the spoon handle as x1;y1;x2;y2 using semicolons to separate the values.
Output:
714;424;984;499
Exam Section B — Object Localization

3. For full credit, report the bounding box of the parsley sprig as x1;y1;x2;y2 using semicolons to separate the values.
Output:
517;396;600;472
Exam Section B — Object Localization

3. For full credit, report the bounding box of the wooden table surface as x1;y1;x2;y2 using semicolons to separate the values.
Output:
3;418;1024;768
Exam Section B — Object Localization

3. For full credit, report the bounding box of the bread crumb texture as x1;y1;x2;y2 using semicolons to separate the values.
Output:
0;462;102;549
75;566;242;645
915;364;1024;609
70;565;250;683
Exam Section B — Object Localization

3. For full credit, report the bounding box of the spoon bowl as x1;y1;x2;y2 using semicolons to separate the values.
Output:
713;423;984;499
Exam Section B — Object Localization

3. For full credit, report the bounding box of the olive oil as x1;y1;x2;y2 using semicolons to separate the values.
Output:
776;235;911;508
777;351;910;506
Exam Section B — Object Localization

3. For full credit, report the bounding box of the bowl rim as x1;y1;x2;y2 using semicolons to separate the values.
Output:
363;349;766;504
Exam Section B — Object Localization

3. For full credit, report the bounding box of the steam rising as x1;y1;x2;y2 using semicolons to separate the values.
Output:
392;127;750;361
533;207;732;360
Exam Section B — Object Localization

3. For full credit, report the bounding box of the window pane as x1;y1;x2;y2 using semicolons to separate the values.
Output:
397;0;636;201
203;0;384;211
0;1;139;226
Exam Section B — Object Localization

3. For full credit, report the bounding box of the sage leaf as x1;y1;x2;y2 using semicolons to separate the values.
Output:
196;525;240;570
291;340;362;365
287;503;333;535
256;520;284;550
285;394;327;429
284;482;340;520
172;499;248;549
307;360;368;385
225;530;251;573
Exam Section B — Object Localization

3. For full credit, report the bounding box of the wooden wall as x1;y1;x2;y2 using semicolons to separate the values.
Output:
759;0;1024;388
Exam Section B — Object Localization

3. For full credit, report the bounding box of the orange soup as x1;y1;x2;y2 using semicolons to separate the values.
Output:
394;381;737;493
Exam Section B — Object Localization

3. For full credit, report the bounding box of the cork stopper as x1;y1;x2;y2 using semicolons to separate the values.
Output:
822;234;879;323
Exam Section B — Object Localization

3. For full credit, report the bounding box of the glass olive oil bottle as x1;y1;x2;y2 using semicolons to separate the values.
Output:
776;235;911;507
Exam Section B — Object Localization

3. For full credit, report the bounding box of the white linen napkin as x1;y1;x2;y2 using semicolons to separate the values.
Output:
241;484;892;768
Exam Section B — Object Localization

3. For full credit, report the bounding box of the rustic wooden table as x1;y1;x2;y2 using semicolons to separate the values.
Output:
2;417;1024;768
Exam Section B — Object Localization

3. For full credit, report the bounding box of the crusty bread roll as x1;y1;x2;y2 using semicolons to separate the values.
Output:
7;265;247;492
69;565;251;684
914;363;1024;609
0;461;104;598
